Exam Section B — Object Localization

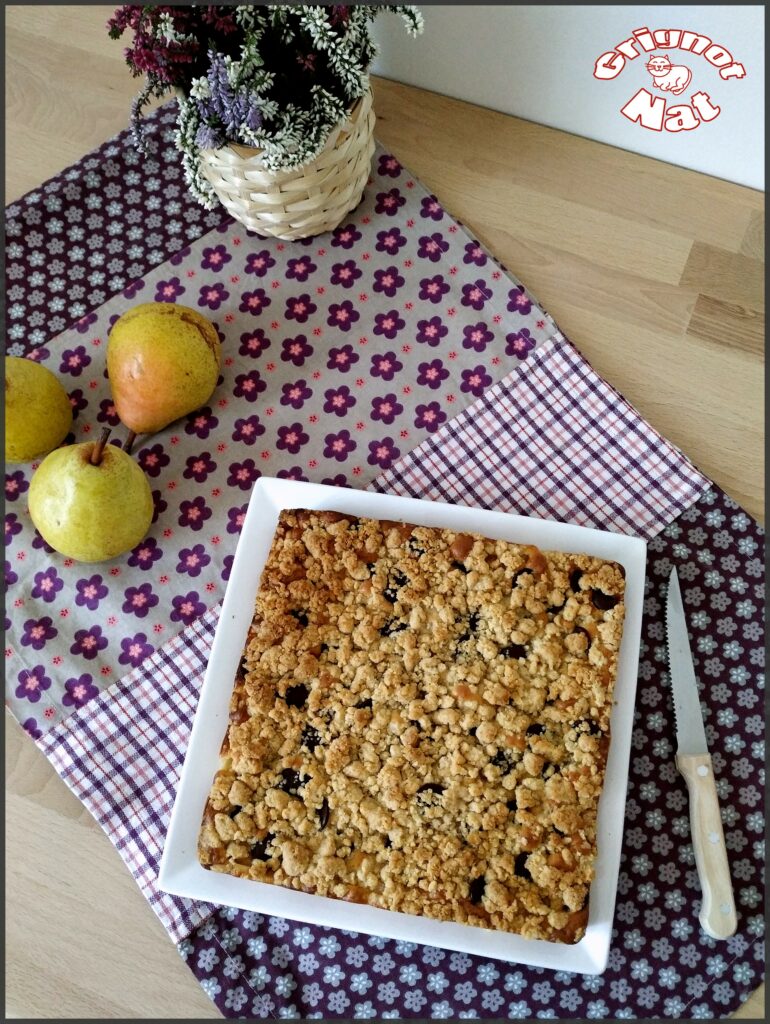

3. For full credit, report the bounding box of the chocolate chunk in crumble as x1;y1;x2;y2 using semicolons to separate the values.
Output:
577;718;602;736
500;643;527;659
468;876;486;904
318;797;330;830
416;783;445;796
491;749;514;773
569;568;583;592
385;571;408;601
277;768;307;795
514;853;532;881
458;611;480;643
285;683;309;708
250;835;274;862
301;725;321;752
379;619;407;637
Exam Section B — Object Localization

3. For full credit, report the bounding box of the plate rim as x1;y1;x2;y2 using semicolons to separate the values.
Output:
159;476;647;974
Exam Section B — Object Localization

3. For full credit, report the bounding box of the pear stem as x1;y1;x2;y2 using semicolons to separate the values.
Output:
123;430;137;456
90;428;111;465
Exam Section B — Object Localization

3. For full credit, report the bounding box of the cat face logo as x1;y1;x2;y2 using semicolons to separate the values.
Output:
594;26;746;133
645;55;692;95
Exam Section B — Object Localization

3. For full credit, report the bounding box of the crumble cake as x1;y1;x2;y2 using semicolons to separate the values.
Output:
198;509;626;943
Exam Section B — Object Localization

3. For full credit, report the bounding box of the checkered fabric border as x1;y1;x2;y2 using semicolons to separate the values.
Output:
35;336;710;944
373;334;709;539
38;607;221;944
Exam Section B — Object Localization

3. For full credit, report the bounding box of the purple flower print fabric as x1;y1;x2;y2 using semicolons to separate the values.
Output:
5;105;223;358
5;137;561;734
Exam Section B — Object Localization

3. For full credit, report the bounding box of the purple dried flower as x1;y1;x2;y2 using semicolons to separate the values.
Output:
242;101;263;134
196;121;225;150
201;50;262;140
110;3;422;179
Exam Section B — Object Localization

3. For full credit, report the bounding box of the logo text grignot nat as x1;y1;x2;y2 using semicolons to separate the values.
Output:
594;26;746;132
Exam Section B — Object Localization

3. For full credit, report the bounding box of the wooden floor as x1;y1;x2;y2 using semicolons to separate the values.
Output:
5;6;765;1020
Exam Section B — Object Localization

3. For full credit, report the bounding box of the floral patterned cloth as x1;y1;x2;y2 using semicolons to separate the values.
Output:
5;105;223;357
5;139;559;736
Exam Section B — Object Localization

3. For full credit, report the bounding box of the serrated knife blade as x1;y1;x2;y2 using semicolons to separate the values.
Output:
667;567;737;939
667;568;709;756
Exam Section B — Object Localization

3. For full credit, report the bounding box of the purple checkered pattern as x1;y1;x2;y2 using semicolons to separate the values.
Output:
35;342;710;946
38;607;221;943
373;333;708;539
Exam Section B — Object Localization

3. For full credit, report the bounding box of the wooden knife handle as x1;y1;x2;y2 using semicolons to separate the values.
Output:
676;753;737;939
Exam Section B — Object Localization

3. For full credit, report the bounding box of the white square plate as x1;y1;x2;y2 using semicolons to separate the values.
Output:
159;477;646;974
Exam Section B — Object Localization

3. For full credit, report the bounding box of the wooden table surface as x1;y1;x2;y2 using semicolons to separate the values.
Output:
5;6;764;1020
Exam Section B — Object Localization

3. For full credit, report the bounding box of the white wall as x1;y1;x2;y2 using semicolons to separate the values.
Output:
372;5;764;190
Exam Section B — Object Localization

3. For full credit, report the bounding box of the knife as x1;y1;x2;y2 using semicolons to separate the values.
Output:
667;567;737;939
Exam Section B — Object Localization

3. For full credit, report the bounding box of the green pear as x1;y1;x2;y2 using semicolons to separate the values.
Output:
107;302;221;436
28;430;154;563
5;356;73;462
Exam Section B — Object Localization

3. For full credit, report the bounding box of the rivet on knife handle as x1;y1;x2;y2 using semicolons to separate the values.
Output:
676;752;737;939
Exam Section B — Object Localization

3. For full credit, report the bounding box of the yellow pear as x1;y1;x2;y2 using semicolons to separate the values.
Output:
29;430;154;563
107;303;221;435
5;356;72;463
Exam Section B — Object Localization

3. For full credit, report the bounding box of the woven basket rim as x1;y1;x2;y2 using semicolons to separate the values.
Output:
195;84;375;240
196;89;370;165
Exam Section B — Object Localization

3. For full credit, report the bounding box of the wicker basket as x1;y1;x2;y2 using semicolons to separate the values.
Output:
198;88;375;240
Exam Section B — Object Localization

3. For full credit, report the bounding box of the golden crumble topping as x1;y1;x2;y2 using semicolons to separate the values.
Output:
198;509;626;944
